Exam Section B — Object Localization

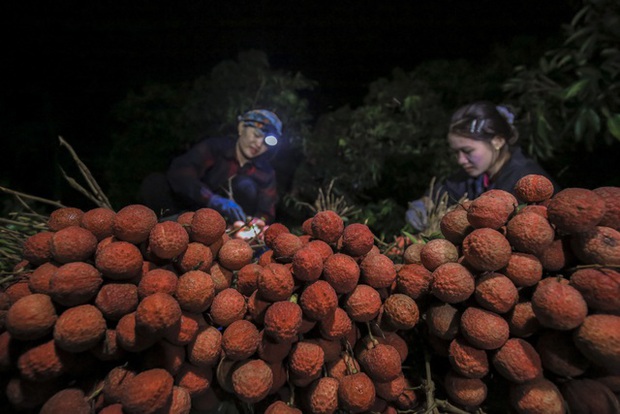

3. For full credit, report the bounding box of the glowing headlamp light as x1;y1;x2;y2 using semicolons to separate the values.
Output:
264;135;278;146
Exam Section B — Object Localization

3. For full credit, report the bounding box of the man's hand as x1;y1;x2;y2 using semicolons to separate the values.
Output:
208;195;246;222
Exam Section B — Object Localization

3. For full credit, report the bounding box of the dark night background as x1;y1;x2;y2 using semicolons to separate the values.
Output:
3;1;578;208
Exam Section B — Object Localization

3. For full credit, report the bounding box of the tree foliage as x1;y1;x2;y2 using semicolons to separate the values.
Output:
504;0;620;159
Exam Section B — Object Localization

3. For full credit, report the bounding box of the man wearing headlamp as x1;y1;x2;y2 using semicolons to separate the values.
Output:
139;109;282;224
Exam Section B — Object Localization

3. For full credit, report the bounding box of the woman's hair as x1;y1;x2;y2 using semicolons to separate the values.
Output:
448;101;519;145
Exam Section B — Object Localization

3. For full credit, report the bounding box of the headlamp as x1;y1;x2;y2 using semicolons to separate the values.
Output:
264;135;278;147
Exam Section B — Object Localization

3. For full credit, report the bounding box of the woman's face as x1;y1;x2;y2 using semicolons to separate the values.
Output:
448;133;498;177
237;123;269;160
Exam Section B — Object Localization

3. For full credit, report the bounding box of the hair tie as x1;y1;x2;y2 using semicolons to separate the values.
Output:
496;105;515;125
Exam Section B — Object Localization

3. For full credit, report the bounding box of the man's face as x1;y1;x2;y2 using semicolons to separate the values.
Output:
237;123;269;160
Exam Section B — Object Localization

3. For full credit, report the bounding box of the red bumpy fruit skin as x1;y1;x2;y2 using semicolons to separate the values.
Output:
531;278;588;331
509;378;565;414
341;223;375;257
189;208;227;245
120;368;174;414
466;189;518;230
570;267;620;314
113;204;158;244
48;207;84;231
573;314;620;370
6;293;57;340
323;253;360;294
492;338;543;384
231;359;273;404
300;280;339;321
547;187;607;234
513;174;555;203
80;207;116;241
338;372;376;413
431;262;475;304
570;226;620;266
462;228;512;272
444;370;488;408
263;300;303;343
460;307;510;350
311;210;344;244
593;186;620;230
505;211;555;255
148;221;189;260
448;337;489;379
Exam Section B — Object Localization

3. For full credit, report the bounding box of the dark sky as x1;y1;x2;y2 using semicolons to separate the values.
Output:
3;1;576;202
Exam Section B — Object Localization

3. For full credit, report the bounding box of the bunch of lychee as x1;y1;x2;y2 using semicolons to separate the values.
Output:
0;203;420;413
1;175;619;413
407;176;619;413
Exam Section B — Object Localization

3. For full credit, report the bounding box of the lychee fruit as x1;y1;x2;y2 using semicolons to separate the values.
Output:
426;302;461;341
547;187;606;234
573;314;620;370
343;284;382;322
513;174;555;203
138;268;178;299
95;241;143;280
257;263;295;302
135;292;183;336
231;359;273;403
466;189;518;229
291;246;323;283
263;300;303;343
570;267;620;314
536;330;590;377
22;231;54;266
50;225;98;263
360;253;397;289
318;306;353;341
381;293;419;330
506;211;555;255
338;372;376;413
396;263;432;299
49;261;103;306
6;293;57;340
431;262;475;304
95;283;139;321
80;207;116;241
462;228;512;271
570;225;620;265
509;378;565;414
148;220;189;259
420;238;459;271
189;207;226;245
311;210;344;244
48;207;84;231
222;319;260;361
492;338;543;384
300;280;338;321
113;204;158;244
460;307;509;350
474;272;518;314
531;277;588;330
175;241;214;273
440;208;473;245
53;304;107;352
120;368;174;414
187;325;222;368
444;370;487;408
341;223;375;257
593;186;620;230
175;270;215;313
502;252;543;287
448;337;489;379
218;238;254;270
208;288;247;327
322;253;360;294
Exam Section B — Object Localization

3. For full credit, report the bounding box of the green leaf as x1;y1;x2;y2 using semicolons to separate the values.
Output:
607;114;620;140
563;79;590;100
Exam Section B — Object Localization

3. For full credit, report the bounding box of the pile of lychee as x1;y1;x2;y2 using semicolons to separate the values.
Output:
0;175;619;414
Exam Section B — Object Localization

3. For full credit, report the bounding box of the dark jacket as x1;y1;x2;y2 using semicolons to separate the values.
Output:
439;147;560;205
167;137;278;223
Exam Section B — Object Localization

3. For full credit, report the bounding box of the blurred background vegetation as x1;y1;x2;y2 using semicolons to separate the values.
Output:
3;0;620;240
